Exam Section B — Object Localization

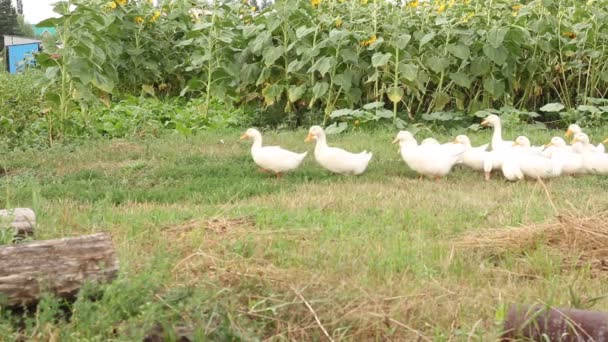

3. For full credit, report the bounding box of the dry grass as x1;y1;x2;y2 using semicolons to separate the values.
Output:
454;209;608;272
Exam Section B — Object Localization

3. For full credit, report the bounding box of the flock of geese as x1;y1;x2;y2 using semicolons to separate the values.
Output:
239;114;608;181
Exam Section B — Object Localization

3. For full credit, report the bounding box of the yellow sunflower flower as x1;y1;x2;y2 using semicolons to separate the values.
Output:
116;0;127;5
311;0;321;7
512;4;522;11
335;18;343;28
150;11;161;22
437;4;446;14
106;1;117;10
408;0;419;8
135;16;144;24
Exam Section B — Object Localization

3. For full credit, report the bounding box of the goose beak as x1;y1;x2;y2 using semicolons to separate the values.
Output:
571;137;579;144
603;138;608;144
481;119;489;126
453;138;460;144
239;133;248;140
305;132;314;143
544;142;553;148
512;141;520;147
565;128;573;137
392;138;399;144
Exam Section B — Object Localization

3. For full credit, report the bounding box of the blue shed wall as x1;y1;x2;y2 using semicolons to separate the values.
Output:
7;43;40;74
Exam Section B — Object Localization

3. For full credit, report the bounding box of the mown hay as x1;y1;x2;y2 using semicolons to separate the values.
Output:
454;210;608;271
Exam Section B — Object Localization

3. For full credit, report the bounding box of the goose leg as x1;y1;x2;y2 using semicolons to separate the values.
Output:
258;167;269;174
434;176;440;182
418;174;424;181
484;172;491;181
276;172;282;180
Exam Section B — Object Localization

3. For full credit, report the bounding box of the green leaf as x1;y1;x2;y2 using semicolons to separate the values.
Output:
470;57;491;76
262;84;283;106
288;85;306;103
363;101;385;110
449;72;472;89
539;103;565;112
483;45;508;65
371;52;392;68
447;44;470;60
287;59;306;73
483;78;505;98
419;32;436;48
394;34;412;49
487;27;508;48
296;26;315;39
330;109;354;118
341;49;359;64
433;92;450;111
325;122;348;135
91;72;114;93
334;72;352;92
375;109;394;119
399;63;418;81
249;31;271;54
308;57;334;77
387;87;404;103
312;82;329;98
427;57;450;73
263;46;283;66
576;105;600;113
240;63;261;86
142;84;155;96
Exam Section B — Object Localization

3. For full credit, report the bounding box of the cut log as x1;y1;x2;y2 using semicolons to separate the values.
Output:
0;233;119;306
0;208;36;237
502;304;608;341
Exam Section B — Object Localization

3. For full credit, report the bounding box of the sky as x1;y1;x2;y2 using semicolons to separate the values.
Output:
20;0;60;25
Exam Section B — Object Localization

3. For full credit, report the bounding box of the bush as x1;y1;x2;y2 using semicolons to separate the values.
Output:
0;70;50;149
32;0;608;132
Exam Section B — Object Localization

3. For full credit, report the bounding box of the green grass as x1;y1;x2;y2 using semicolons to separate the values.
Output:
1;127;608;340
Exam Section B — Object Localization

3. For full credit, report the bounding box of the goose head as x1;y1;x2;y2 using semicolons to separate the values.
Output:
453;134;472;147
565;124;582;138
603;138;608;145
481;114;500;127
512;136;531;148
305;125;325;142
572;132;590;145
392;131;416;145
240;128;262;141
545;137;567;148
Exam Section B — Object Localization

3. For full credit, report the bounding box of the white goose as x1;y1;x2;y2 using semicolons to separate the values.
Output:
572;133;608;174
481;114;514;151
240;128;307;179
543;137;585;175
305;125;372;175
543;137;573;156
393;131;465;180
452;135;493;180
566;124;605;153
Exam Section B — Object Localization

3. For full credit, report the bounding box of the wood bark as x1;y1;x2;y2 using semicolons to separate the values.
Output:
0;208;35;236
0;233;119;306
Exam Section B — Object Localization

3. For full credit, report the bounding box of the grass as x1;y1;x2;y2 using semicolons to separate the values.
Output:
1;127;608;340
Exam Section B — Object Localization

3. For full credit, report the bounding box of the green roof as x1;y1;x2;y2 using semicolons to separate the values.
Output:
33;26;57;37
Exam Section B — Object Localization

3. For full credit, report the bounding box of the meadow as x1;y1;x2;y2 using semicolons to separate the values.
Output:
1;127;608;340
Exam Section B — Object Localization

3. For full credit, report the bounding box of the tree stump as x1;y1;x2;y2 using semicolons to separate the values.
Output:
0;233;119;306
0;208;36;237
